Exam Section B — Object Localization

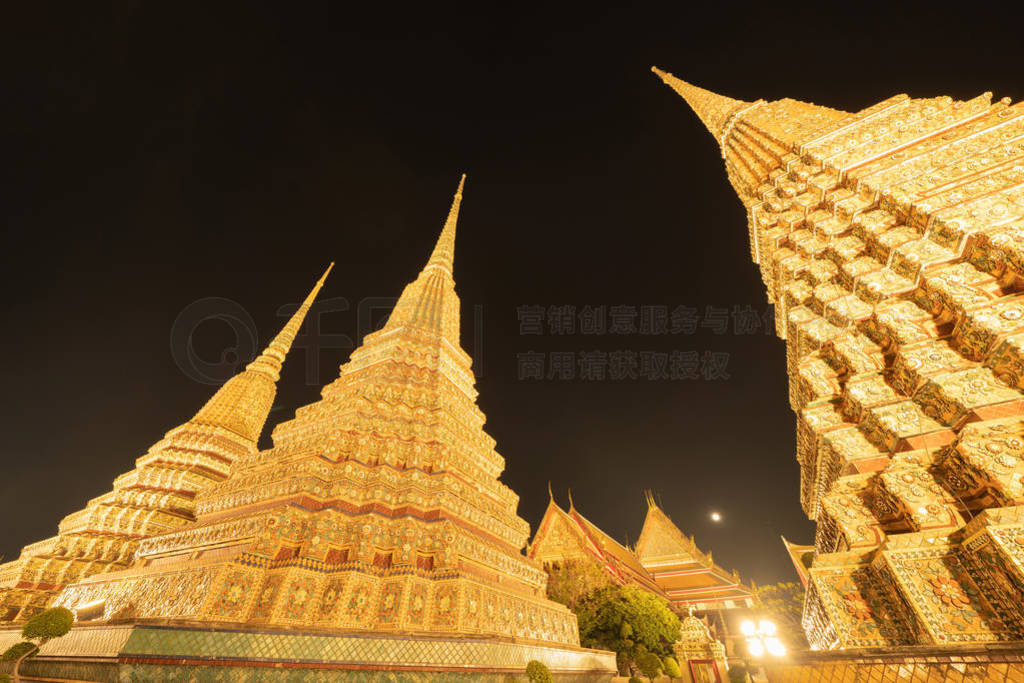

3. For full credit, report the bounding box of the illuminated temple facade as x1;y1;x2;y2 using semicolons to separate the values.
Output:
528;494;755;637
635;496;756;614
0;178;615;679
528;495;668;598
654;67;1024;651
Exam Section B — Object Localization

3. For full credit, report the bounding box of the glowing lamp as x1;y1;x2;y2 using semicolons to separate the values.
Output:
765;637;786;657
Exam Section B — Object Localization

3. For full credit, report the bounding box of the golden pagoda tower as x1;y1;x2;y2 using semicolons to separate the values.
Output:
29;177;615;679
654;67;1024;650
0;265;332;623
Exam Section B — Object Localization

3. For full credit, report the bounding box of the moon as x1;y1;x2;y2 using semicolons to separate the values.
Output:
710;511;722;522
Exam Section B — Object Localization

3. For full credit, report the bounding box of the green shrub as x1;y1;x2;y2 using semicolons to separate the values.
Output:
1;642;35;661
3;606;76;682
22;607;73;642
525;659;552;683
636;651;662;680
577;585;680;667
662;655;682;679
628;677;643;683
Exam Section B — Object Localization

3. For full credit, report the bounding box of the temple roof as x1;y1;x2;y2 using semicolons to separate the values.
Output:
529;496;667;598
635;496;755;608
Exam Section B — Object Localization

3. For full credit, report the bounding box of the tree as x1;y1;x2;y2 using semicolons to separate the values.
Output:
636;651;662;681
755;581;807;648
575;584;681;674
543;559;615;611
662;655;682;679
525;659;552;683
1;607;74;683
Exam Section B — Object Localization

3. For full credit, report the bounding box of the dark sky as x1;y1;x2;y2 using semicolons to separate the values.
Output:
2;2;1021;585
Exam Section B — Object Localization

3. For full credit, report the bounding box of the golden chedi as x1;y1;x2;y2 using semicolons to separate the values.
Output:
0;266;332;622
0;177;614;680
654;67;1024;650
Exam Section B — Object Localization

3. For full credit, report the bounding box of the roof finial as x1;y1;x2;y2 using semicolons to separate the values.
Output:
651;66;755;141
547;481;554;503
567;488;575;511
426;173;466;275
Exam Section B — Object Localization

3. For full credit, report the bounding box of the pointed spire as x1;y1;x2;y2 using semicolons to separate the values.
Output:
245;262;334;382
378;175;465;342
567;488;575;511
425;174;466;275
548;481;554;503
192;264;333;442
651;67;756;142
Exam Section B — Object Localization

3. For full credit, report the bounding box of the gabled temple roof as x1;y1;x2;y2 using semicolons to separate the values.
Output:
528;495;667;598
635;495;755;608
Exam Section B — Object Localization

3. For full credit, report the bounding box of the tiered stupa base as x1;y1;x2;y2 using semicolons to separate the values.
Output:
0;622;616;682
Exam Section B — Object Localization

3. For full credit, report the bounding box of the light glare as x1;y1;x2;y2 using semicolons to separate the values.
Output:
740;620;756;636
765;637;786;656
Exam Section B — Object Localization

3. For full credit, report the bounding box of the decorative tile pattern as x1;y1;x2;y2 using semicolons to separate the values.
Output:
0;268;332;622
2;623;617;680
654;68;1024;648
4;179;583;662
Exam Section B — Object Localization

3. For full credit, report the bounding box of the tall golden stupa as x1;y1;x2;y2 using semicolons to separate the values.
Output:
654;68;1024;650
0;264;333;622
0;178;616;680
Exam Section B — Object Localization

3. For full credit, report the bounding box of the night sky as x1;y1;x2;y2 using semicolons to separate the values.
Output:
2;3;1021;585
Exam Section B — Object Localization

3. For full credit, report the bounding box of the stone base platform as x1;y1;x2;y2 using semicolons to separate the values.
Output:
763;642;1024;682
0;622;618;681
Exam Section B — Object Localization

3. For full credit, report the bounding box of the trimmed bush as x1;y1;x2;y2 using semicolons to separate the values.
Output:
4;606;76;682
1;642;35;661
662;655;682;679
636;651;662;680
526;659;552;683
22;607;73;642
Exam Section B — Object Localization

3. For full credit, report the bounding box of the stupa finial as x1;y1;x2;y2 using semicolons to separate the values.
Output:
651;67;754;141
245;262;334;381
425;173;466;274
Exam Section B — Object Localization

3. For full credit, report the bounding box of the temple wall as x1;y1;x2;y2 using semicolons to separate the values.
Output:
0;623;616;682
764;643;1024;681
